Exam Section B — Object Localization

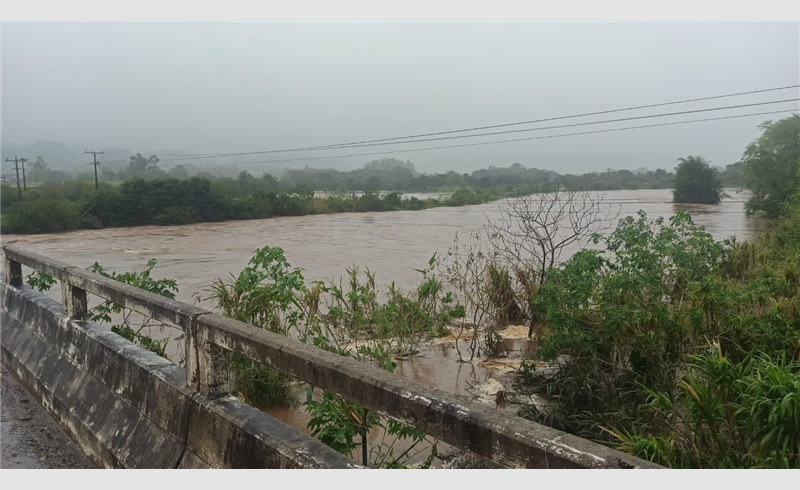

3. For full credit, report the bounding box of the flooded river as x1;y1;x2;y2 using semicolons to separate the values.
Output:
1;188;768;465
2;189;766;305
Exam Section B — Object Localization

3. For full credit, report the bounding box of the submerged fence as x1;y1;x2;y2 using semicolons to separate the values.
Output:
1;244;660;469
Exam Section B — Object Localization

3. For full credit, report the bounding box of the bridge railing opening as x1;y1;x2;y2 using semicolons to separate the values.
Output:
2;244;660;469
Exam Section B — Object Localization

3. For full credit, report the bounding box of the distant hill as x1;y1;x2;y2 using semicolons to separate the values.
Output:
1;140;82;168
1;140;411;176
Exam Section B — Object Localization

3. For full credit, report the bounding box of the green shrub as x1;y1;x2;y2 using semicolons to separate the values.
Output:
449;188;479;206
487;263;523;323
511;208;800;468
1;199;82;234
607;346;800;468
154;205;199;225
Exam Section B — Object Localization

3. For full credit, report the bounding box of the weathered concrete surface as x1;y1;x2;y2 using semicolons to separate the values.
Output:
61;266;208;331
0;278;358;469
196;313;662;469
184;395;360;469
0;291;186;468
1;366;93;469
3;244;209;330
3;245;72;282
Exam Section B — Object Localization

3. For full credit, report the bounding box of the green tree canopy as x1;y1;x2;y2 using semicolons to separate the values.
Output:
128;153;161;177
673;155;724;204
168;164;190;179
741;114;800;216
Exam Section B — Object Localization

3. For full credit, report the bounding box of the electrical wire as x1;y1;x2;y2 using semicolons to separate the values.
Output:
194;108;799;168
161;84;800;162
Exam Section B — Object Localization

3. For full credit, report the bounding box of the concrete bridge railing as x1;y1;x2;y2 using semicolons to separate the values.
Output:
1;244;661;469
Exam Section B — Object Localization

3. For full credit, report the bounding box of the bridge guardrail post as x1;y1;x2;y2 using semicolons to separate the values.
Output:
188;322;232;397
4;255;22;287
61;271;88;320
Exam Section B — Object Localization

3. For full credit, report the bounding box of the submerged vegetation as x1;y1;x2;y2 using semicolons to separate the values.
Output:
673;155;725;204
202;246;453;467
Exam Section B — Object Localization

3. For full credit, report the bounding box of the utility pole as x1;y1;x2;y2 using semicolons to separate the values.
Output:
19;157;28;190
5;156;22;199
85;150;104;190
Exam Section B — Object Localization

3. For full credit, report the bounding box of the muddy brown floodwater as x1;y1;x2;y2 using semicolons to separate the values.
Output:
1;188;767;466
2;189;766;304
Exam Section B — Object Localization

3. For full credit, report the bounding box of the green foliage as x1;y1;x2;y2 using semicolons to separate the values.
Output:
1;199;82;234
28;156;71;183
127;153;161;178
448;188;480;206
306;391;378;457
22;261;176;360
607;345;800;468
535;211;726;374
673;155;724;204
721;161;743;187
206;246;445;466
486;263;524;323
372;419;437;469
207;246;306;405
210;246;306;335
110;324;169;358
90;259;178;299
741;114;800;216
512;206;800;468
305;383;438;467
87;259;179;358
321;257;460;359
26;271;56;292
230;354;297;407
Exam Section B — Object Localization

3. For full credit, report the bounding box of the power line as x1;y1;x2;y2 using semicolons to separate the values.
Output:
175;98;800;164
4;156;25;199
274;99;800;152
163;85;800;162
195;108;798;168
85;150;105;190
162;84;800;162
19;158;29;191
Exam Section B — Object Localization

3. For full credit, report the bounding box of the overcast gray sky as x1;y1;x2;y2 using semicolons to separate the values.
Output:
2;21;798;173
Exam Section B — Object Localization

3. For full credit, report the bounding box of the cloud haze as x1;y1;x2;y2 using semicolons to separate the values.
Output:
2;21;798;173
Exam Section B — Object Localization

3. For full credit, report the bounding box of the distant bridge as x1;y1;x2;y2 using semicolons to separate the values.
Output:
0;244;661;469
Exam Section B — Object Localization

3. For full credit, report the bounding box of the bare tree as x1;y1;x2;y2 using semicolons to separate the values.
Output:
438;231;496;362
485;184;618;337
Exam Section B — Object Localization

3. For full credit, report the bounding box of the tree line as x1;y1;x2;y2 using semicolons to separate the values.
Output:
4;114;796;235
